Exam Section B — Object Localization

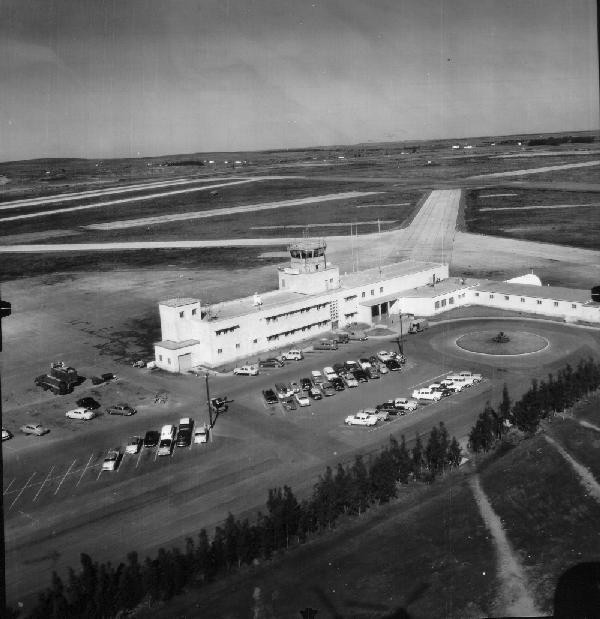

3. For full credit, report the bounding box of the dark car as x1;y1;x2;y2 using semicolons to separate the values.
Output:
176;428;192;447
144;430;160;448
106;403;137;416
385;358;401;371
300;377;313;391
321;382;336;397
366;366;380;379
333;363;346;375
331;377;345;391
263;389;278;405
210;396;229;413
76;397;100;410
353;369;368;383
376;402;400;416
259;358;284;368
430;384;452;397
283;398;297;411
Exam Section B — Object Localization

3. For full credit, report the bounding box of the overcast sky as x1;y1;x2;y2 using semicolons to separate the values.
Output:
0;0;597;161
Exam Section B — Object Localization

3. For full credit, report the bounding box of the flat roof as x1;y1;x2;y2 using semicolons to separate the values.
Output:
475;280;592;303
160;298;199;308
205;289;311;321
398;278;471;299
340;260;442;288
155;339;199;350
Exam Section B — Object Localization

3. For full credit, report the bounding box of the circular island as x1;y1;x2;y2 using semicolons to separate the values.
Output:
455;330;550;356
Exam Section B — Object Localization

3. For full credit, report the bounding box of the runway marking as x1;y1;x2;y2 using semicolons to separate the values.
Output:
33;466;55;502
54;460;76;495
9;472;37;510
4;478;16;495
76;455;95;487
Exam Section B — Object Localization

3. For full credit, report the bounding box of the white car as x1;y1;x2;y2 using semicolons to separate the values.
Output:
311;370;325;384
342;373;359;388
459;371;483;383
378;363;389;375
283;350;304;361
2;428;12;441
233;365;259;376
440;379;463;392
377;350;394;362
345;412;378;426
194;424;209;444
392;397;418;411
362;407;388;421
295;392;311;407
65;407;96;420
446;375;475;388
125;436;142;454
323;366;338;381
412;388;442;401
102;449;121;471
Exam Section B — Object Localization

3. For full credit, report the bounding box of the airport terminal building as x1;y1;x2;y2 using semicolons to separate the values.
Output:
154;239;600;372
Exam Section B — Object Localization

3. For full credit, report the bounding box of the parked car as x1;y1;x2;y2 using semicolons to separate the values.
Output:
2;428;13;441
125;436;142;454
20;423;49;436
34;374;72;395
345;412;378;426
353;369;368;383
158;425;176;456
263;389;278;405
412;388;442;401
275;383;293;399
323;366;338;381
378;363;389;374
331;377;345;391
233;365;259;376
102;449;121;471
366;366;380;379
391;397;418;411
376;402;401;415
176;418;193;447
440;379;463;392
430;383;452;397
283;398;298;411
321;382;336;397
106;403;136;416
143;430;160;448
295;392;311;407
283;349;304;361
333;363;346;375
210;396;229;413
359;358;372;370
309;386;323;400
289;381;301;394
65;407;96;420
76;397;100;410
446;375;475;388
459;370;483;383
363;407;388;421
311;370;325;384
194;424;209;444
259;358;284;368
377;350;394;362
385;358;401;371
300;377;313;391
342;373;359;388
345;360;360;372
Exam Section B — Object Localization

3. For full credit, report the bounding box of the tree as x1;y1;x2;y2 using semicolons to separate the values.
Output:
349;455;370;514
498;383;511;422
448;437;462;467
412;433;424;479
369;448;397;503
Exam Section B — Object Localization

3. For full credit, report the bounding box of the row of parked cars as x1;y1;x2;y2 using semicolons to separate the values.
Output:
102;418;210;471
261;350;406;410
343;371;484;427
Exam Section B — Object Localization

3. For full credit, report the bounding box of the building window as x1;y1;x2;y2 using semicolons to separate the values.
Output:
449;297;454;305
554;301;559;307
167;358;171;365
489;294;494;300
330;278;334;284
159;354;163;362
504;295;510;301
537;300;542;305
520;298;525;303
253;339;258;344
217;348;223;354
475;292;479;297
235;343;240;349
434;301;440;309
371;289;374;296
179;311;184;318
281;279;285;288
441;299;447;307
572;304;577;309
191;308;197;315
380;286;384;294
362;291;366;298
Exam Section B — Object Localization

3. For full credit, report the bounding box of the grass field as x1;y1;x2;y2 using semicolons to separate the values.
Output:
464;188;600;250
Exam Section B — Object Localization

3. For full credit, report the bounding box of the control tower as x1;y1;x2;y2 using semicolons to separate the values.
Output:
278;238;340;294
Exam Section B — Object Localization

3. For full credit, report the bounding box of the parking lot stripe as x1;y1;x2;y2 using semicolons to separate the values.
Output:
135;448;144;468
3;478;16;495
9;472;37;510
76;455;95;487
54;459;76;495
33;466;55;502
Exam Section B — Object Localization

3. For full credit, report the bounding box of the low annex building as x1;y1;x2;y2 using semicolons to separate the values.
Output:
154;239;447;371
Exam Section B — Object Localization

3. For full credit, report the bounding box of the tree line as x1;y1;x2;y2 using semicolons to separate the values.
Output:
469;357;600;453
24;425;462;618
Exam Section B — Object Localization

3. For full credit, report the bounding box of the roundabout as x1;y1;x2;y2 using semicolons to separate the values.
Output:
455;330;550;356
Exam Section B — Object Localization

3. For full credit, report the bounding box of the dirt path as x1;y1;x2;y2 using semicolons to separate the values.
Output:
579;420;600;433
470;476;542;617
545;435;600;502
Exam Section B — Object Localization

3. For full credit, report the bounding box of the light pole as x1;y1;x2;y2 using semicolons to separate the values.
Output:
205;372;213;429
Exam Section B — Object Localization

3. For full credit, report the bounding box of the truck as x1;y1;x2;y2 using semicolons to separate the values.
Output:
314;338;338;350
49;361;80;386
34;374;72;395
346;329;367;341
409;319;429;334
332;332;349;344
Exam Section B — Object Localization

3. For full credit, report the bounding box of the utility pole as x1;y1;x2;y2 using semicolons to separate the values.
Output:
205;372;213;429
397;311;404;356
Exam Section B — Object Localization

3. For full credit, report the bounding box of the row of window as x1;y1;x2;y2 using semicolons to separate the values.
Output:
265;302;331;324
434;297;456;309
266;319;330;342
474;292;576;309
360;286;385;299
179;308;198;318
215;325;240;336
